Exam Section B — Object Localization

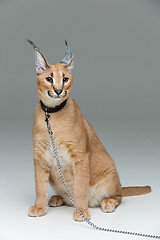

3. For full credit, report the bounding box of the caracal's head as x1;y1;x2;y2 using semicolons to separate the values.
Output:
28;40;74;107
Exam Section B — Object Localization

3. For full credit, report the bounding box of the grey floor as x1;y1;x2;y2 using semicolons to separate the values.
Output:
1;116;159;240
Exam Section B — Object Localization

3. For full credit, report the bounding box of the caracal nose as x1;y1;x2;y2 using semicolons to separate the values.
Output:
54;88;62;96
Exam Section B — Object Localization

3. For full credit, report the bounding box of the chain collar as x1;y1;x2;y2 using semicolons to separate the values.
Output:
45;112;53;135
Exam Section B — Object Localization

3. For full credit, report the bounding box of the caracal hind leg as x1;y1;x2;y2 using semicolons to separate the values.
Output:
48;195;64;207
100;196;122;213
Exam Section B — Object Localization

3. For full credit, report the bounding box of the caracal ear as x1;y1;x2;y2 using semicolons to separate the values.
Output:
65;56;74;73
60;40;74;73
27;39;49;75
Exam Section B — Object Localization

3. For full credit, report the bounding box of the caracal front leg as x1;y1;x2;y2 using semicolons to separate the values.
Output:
73;155;90;222
28;156;50;217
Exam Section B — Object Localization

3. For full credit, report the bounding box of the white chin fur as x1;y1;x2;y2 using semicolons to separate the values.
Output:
48;97;61;106
47;96;62;107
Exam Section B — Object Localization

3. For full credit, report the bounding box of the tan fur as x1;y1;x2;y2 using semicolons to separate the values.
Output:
28;61;151;221
122;186;151;197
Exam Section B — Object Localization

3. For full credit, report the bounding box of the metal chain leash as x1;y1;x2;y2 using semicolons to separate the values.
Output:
45;111;160;239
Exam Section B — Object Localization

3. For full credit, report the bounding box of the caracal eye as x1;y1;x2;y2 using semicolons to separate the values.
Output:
46;77;53;83
63;77;69;83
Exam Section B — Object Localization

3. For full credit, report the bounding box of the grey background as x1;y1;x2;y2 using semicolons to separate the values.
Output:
0;0;159;239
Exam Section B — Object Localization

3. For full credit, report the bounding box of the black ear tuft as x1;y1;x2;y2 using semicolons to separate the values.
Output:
64;40;68;48
27;39;40;50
